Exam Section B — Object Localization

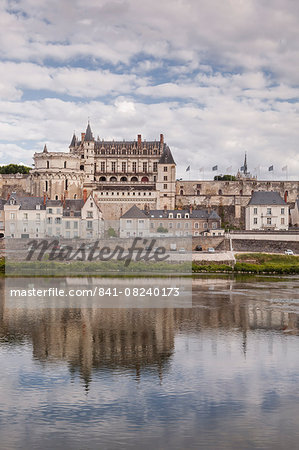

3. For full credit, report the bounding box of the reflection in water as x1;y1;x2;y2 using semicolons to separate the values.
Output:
0;276;299;449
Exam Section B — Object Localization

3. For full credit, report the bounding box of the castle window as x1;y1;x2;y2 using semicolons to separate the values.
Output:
153;162;158;172
143;162;147;172
99;176;106;182
141;176;149;182
64;161;67;168
164;166;168;172
122;162;126;172
65;179;68;191
164;184;167;189
143;149;147;155
197;190;200;195
131;176;138;182
110;176;117;182
164;176;167;181
180;189;183;195
132;162;137;173
101;162;105;172
55;195;58;200
122;149;126;155
194;222;199;229
45;180;48;191
197;184;201;188
46;161;49;168
81;154;84;158
111;162;116;172
240;190;243;195
218;189;222;195
80;165;84;171
101;149;105;155
120;176;127;182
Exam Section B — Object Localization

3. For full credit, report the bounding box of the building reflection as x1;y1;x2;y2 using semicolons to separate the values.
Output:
0;277;298;387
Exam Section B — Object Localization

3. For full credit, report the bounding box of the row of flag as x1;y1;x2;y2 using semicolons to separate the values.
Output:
186;165;288;172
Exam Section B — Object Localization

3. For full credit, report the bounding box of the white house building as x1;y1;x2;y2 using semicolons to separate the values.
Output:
245;191;288;231
290;199;299;227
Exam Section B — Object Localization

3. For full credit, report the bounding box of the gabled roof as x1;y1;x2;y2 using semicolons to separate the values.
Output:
148;209;220;220
121;205;148;219
158;146;175;165
248;191;286;206
84;123;93;141
63;199;84;217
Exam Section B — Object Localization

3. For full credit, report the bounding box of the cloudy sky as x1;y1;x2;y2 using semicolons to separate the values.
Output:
0;0;299;179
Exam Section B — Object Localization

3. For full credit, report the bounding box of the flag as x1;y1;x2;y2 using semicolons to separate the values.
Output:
186;165;190;172
282;165;287;171
268;165;274;171
212;165;218;171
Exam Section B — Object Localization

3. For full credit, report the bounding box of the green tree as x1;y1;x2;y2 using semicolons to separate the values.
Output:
157;226;168;233
0;164;31;174
214;175;236;181
107;227;117;237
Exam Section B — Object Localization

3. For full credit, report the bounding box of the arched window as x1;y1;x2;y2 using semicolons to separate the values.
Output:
131;176;138;182
55;194;58;200
120;176;127;182
240;189;243;196
141;176;149;182
65;179;68;191
45;180;48;191
110;176;117;182
64;161;67;168
46;161;49;169
74;194;77;199
80;165;84;171
180;189;184;195
99;176;106;181
218;189;222;195
122;149;126;155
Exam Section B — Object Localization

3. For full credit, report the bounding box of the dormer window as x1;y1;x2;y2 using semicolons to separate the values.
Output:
169;213;173;218
185;213;189;219
36;204;40;210
177;213;181;218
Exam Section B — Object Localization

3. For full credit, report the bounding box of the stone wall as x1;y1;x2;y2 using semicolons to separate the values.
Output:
0;174;31;198
232;239;299;253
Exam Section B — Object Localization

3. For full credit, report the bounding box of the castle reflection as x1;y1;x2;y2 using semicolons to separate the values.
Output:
0;277;298;387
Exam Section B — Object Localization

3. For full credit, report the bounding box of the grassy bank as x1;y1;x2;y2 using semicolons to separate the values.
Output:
1;253;299;276
192;253;299;274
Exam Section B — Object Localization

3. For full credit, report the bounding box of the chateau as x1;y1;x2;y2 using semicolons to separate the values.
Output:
0;122;298;227
29;123;176;219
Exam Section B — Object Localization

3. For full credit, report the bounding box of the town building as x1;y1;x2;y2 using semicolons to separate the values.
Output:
120;205;222;238
4;192;104;239
245;191;288;231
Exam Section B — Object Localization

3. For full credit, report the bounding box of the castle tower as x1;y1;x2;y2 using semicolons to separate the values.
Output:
156;146;176;209
81;122;95;185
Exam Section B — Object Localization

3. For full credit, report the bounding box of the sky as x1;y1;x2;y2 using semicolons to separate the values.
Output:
0;0;299;180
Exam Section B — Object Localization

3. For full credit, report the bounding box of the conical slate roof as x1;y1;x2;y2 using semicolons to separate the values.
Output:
43;144;48;153
69;133;76;147
84;123;93;141
159;146;175;165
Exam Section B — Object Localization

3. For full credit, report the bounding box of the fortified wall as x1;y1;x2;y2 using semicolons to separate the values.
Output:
176;180;299;228
0;174;31;198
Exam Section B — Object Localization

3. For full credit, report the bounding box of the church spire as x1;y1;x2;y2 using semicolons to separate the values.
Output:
244;152;248;174
43;144;48;153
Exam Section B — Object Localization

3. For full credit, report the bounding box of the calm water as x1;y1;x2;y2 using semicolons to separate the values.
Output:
0;276;299;449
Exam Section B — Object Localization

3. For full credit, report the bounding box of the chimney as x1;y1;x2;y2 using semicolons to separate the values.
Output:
83;189;88;203
160;133;164;145
6;193;10;201
137;134;142;147
190;205;193;214
81;132;85;142
43;193;46;206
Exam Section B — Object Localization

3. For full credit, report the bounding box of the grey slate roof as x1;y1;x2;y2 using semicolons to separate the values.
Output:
248;191;286;206
47;200;62;207
84;123;94;141
148;209;220;220
0;199;7;210
158;146;175;165
63;199;84;217
9;194;46;210
69;133;77;147
121;205;148;219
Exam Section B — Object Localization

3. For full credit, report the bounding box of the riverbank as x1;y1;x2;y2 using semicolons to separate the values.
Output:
1;253;299;275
